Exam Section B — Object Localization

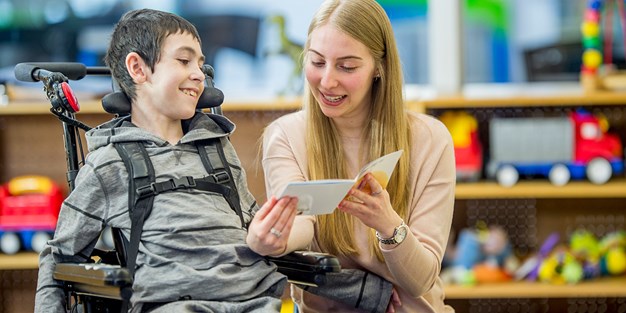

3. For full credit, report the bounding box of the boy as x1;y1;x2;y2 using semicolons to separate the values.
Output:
35;9;298;313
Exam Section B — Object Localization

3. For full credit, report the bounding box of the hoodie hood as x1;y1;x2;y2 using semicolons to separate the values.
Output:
85;112;236;152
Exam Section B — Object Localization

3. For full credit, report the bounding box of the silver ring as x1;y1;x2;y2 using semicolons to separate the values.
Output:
270;227;282;238
371;190;382;196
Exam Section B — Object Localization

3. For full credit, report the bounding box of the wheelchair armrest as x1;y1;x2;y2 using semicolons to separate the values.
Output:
267;251;341;287
52;251;340;301
53;263;132;300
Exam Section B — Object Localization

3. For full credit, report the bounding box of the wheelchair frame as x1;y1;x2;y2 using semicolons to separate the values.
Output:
14;62;340;313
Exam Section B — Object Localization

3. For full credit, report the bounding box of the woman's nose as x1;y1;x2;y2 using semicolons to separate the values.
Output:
320;68;338;89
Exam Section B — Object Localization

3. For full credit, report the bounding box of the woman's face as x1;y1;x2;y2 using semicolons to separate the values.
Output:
305;24;377;121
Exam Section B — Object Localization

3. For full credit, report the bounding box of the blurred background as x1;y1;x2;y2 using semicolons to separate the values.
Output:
0;0;613;100
2;2;626;313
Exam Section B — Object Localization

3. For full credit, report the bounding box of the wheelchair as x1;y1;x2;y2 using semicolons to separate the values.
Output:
14;62;340;313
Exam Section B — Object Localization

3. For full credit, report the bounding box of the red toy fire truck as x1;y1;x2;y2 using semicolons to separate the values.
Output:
0;176;63;254
488;110;624;187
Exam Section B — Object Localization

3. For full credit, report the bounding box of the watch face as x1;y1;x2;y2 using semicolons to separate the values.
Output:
394;225;408;243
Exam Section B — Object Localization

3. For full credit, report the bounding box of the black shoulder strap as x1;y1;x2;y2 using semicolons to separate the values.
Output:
114;142;154;279
197;138;245;228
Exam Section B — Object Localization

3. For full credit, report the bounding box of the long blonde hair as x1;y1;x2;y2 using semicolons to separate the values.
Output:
303;0;411;262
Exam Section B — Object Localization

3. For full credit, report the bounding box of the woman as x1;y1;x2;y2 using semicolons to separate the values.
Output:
262;0;456;312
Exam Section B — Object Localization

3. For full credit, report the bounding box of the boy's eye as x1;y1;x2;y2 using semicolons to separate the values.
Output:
178;59;190;65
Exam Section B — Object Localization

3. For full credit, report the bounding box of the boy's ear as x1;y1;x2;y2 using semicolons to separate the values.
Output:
125;52;148;83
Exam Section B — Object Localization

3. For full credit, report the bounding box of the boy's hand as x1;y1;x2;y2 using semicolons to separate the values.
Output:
247;196;298;256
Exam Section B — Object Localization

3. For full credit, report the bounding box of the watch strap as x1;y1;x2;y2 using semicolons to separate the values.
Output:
376;221;406;244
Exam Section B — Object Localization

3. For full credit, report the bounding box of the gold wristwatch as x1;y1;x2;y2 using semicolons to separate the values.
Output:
376;221;408;245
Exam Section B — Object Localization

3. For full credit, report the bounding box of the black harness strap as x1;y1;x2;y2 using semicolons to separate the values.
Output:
197;138;245;228
136;176;231;199
115;142;154;313
114;142;154;279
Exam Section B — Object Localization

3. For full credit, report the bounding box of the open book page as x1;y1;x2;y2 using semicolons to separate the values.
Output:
278;150;403;215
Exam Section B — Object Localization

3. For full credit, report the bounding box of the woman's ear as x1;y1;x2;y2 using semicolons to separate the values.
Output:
125;52;147;83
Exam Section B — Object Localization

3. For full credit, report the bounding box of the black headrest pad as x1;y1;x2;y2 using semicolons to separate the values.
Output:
101;86;224;115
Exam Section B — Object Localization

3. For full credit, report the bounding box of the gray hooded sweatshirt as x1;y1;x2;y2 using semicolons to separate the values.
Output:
35;112;286;313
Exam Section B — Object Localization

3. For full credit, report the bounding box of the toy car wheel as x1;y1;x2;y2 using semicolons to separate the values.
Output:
0;232;21;255
549;164;570;186
586;157;612;185
496;165;518;187
31;232;51;253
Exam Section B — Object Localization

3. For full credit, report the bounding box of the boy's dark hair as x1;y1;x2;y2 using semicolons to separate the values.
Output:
104;9;202;101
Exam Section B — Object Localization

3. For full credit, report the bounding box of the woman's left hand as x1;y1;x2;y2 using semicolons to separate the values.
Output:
386;288;402;313
247;196;298;256
338;173;402;236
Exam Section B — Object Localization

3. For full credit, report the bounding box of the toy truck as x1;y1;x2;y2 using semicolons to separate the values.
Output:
487;110;624;187
0;176;63;254
439;111;483;181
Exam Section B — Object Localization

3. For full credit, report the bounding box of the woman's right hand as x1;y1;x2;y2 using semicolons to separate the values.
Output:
339;173;402;238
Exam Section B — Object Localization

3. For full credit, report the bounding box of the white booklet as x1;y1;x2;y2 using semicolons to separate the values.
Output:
278;150;403;215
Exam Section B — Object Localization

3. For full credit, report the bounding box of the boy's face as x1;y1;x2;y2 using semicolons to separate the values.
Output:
143;32;205;121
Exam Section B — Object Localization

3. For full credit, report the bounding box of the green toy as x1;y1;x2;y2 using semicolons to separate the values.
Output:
599;231;626;275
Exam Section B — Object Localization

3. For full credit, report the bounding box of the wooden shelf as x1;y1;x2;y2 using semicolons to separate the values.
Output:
2;253;625;300
445;277;626;299
0;252;39;270
0;99;428;117
2;253;626;301
455;178;626;199
4;83;626;115
420;83;626;109
0;98;305;115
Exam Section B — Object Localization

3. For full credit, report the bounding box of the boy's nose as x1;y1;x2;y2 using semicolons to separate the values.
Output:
191;66;205;81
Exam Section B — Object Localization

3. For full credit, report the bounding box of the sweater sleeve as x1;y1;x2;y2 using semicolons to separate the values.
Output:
302;269;393;313
380;114;456;297
34;163;108;313
262;113;315;253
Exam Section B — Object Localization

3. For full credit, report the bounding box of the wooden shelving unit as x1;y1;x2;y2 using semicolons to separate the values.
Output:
1;83;626;312
421;85;626;310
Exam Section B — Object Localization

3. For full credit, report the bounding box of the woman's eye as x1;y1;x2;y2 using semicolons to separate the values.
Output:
341;66;356;72
310;61;324;67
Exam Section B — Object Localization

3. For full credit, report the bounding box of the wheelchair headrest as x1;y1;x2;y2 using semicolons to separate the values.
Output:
101;64;224;115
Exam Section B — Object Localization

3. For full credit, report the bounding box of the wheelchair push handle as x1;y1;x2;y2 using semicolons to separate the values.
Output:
14;62;88;82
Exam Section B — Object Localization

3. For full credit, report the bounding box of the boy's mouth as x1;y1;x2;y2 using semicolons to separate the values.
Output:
181;89;198;97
